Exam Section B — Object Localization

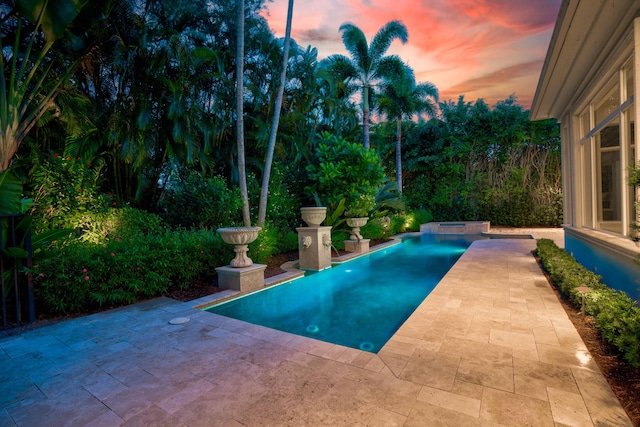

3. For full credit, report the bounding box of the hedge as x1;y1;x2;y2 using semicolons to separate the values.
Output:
535;238;640;367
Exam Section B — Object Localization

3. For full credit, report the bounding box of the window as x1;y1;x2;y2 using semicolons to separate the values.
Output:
582;139;594;227
578;57;634;236
596;117;621;232
625;105;635;225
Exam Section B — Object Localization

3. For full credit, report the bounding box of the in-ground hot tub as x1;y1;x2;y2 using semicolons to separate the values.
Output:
421;221;490;234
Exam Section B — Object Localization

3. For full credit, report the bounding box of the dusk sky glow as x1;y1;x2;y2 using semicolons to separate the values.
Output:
262;0;563;110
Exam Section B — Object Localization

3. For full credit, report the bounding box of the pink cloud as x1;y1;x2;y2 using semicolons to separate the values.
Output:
262;0;561;109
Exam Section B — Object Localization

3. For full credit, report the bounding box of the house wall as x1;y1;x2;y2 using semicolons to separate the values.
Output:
559;18;640;298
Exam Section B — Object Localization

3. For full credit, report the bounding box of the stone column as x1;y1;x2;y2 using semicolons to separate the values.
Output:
297;226;332;271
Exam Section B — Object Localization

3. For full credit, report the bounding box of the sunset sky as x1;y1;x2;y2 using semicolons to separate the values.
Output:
262;0;562;110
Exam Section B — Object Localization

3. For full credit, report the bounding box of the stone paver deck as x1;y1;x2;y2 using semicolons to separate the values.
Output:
0;238;632;426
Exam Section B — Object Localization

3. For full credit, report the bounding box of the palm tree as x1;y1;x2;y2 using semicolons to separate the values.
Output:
236;0;251;226
378;64;438;193
257;0;294;227
325;20;408;148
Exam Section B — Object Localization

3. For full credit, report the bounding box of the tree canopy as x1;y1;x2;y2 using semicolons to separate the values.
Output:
2;3;561;229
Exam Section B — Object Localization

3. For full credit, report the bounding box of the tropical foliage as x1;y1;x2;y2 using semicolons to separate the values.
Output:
376;63;438;193
305;132;386;218
401;95;562;226
0;3;564;319
0;0;98;172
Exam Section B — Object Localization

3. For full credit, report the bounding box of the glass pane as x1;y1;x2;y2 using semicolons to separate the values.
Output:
630;103;636;161
624;60;634;102
627;104;635;166
583;141;593;227
599;124;620;147
595;77;620;125
625;106;636;236
596;118;622;234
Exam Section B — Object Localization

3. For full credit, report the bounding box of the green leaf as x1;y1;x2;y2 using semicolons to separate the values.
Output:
16;0;86;41
31;228;74;248
4;247;29;258
0;170;24;214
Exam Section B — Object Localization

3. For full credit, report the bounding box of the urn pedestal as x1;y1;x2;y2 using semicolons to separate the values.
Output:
344;239;370;253
215;264;267;292
216;226;265;292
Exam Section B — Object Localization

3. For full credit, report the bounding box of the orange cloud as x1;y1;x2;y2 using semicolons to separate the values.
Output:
439;59;544;107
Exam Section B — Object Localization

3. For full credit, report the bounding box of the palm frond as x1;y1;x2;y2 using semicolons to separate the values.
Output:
338;23;370;74
374;55;406;82
369;20;408;63
320;55;360;82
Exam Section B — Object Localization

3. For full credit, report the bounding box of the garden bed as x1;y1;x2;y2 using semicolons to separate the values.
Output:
534;256;640;425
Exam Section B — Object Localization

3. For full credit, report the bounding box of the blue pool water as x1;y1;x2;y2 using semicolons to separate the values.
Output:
206;233;483;352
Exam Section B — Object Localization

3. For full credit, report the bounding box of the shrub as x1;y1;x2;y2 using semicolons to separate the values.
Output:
409;209;433;231
158;169;242;230
305;132;386;217
248;162;301;233
27;152;110;233
277;231;299;253
330;230;350;251
248;224;281;265
536;239;640;367
361;219;388;240
71;207;167;243
35;228;227;314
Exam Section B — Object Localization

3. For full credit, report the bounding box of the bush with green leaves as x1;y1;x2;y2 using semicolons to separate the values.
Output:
361;219;388;241
248;162;301;233
306;132;386;217
159;170;243;230
70;207;167;244
35;228;228;313
27;152;111;233
247;224;281;265
536;239;640;367
32;204;302;315
353;209;434;241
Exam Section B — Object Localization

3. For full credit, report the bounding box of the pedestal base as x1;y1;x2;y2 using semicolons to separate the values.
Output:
215;264;267;292
344;239;370;253
297;226;332;271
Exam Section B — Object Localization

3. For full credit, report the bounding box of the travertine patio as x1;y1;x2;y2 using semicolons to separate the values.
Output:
0;232;632;426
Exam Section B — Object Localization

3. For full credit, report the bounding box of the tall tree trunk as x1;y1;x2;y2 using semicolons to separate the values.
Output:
236;0;251;226
257;0;294;227
363;85;370;149
396;117;403;193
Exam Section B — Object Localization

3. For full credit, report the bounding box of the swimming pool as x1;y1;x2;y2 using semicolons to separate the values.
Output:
206;233;483;352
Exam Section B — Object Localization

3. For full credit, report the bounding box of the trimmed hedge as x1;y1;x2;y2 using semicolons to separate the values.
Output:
535;239;640;367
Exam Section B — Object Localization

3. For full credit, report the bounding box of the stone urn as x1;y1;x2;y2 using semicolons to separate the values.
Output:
346;217;368;240
217;226;261;268
300;207;327;227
